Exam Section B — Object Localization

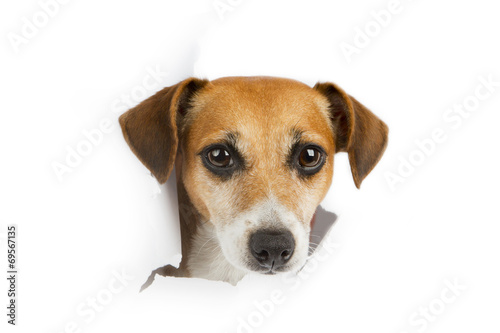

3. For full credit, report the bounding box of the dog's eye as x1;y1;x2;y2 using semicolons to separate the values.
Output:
298;147;322;168
207;148;233;168
200;144;242;179
296;146;325;175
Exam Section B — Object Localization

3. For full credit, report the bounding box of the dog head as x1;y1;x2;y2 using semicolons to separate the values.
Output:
119;76;388;275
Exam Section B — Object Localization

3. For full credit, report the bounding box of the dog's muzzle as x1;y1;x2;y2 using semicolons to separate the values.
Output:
249;229;295;273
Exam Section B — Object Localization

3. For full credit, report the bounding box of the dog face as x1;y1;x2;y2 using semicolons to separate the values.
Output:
120;76;388;277
180;77;335;274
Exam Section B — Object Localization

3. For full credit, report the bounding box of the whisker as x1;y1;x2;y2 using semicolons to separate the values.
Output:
196;235;217;256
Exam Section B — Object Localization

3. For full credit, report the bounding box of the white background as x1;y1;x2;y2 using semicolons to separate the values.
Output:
1;0;499;332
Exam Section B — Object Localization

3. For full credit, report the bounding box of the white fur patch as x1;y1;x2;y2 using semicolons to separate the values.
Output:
188;197;310;284
187;222;247;285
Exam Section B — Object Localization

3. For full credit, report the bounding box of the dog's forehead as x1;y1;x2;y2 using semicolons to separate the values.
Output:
186;77;333;147
202;76;324;111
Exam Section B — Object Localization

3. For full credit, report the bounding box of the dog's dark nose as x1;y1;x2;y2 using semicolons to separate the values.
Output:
250;230;295;269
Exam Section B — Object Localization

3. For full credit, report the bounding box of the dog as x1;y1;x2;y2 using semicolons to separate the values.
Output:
119;76;388;288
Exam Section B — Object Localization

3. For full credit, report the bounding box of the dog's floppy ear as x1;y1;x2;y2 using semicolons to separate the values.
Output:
119;78;208;184
314;82;388;188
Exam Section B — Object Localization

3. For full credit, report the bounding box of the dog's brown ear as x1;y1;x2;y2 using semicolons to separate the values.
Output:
119;78;208;184
314;82;388;188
